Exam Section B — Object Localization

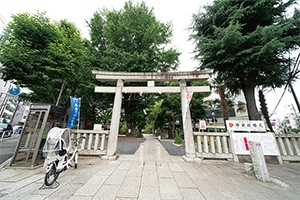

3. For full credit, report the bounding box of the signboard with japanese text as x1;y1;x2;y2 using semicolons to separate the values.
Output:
231;132;279;156
226;120;266;132
199;120;206;130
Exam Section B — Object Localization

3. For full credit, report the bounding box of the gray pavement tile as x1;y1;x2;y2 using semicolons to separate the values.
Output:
4;167;42;182
143;162;156;171
117;176;141;198
0;182;44;200
157;163;173;178
34;175;78;195
68;162;106;184
237;175;289;200
118;155;132;161
274;190;300;200
127;163;143;177
169;156;184;163
138;186;160;200
21;194;49;200
44;183;83;200
141;170;158;187
180;163;206;180
0;168;21;181
159;178;182;200
93;184;120;200
0;182;11;193
69;195;93;200
2;174;44;193
74;175;108;196
179;188;205;200
214;163;243;175
168;163;184;172
105;169;128;185
173;172;196;188
194;164;239;197
96;161;120;176
192;179;226;200
117;161;133;170
219;175;266;199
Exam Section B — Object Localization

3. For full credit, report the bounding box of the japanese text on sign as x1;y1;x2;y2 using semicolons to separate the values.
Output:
226;120;266;132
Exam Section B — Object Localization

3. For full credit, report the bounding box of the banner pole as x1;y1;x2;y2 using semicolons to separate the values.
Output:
77;98;81;132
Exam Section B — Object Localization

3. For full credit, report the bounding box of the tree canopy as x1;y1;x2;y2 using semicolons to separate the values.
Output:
190;0;300;120
0;12;95;123
88;1;181;136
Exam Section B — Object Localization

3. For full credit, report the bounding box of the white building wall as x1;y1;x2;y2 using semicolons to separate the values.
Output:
0;79;29;125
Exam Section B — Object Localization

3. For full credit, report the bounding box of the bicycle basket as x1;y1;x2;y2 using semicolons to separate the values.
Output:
43;127;71;157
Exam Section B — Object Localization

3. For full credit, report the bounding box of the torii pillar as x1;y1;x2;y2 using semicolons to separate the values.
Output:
93;70;212;162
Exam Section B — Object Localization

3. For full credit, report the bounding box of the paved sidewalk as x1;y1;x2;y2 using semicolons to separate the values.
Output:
0;134;299;199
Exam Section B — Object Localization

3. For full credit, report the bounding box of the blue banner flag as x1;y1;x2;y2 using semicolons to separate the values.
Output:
67;97;81;128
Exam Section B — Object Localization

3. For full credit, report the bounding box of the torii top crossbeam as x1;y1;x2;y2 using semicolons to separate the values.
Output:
92;70;213;94
92;70;213;82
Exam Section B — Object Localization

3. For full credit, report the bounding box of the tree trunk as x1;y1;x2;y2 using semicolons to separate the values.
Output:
219;87;229;129
124;93;137;137
258;89;274;132
242;86;261;120
171;117;176;138
168;115;172;139
126;122;137;137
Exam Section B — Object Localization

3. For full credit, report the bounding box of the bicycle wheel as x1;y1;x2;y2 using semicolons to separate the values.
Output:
74;151;78;169
44;165;59;186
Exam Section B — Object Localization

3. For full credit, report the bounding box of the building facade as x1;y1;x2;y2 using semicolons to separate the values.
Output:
0;79;28;125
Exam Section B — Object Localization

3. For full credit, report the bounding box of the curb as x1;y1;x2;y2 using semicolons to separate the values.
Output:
0;157;12;170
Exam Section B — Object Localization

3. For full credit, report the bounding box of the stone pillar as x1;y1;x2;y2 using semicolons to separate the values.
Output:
180;79;199;162
105;79;123;159
249;141;270;183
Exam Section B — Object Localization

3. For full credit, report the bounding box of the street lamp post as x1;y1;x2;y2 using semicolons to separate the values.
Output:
212;111;216;132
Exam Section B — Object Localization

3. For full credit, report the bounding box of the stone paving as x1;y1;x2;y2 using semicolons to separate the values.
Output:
0;134;299;200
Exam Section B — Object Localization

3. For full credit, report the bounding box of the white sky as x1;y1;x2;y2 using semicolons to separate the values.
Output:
1;0;300;120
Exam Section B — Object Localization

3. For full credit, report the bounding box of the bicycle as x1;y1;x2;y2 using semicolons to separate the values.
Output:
42;127;85;187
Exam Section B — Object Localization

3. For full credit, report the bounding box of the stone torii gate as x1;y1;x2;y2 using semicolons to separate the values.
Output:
93;70;212;162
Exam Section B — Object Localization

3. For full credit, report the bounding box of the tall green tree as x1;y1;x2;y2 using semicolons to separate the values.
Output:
0;12;94;124
189;81;211;129
88;1;180;136
190;0;300;120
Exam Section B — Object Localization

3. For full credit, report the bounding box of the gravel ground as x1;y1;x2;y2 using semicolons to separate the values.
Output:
159;140;186;156
116;138;187;156
116;141;144;155
115;137;187;156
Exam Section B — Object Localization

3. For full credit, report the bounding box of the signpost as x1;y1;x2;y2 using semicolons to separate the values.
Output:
227;120;283;164
199;120;206;131
231;132;279;155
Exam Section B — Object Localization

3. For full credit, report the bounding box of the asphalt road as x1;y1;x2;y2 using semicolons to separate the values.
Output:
0;136;19;164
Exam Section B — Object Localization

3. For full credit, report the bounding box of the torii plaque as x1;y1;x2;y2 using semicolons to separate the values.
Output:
93;70;212;162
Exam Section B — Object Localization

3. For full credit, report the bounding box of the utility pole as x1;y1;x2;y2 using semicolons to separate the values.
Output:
289;83;300;113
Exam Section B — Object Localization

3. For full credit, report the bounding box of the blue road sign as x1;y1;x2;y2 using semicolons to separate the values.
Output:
9;88;20;95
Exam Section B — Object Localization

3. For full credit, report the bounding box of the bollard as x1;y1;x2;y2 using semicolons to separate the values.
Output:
156;143;162;166
139;143;144;166
158;136;161;141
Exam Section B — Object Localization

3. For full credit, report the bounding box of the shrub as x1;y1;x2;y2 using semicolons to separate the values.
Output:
174;134;183;144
